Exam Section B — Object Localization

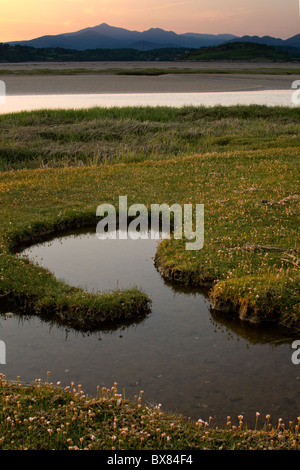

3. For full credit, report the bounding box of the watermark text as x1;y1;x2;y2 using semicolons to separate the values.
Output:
0;80;5;105
292;80;300;105
291;340;300;365
0;340;6;364
96;196;204;251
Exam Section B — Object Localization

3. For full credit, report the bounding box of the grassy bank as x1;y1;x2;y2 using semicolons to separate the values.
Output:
1;374;300;450
0;106;299;329
0;112;298;328
0;210;151;331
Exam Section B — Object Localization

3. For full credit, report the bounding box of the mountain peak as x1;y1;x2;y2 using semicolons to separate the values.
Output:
7;23;295;52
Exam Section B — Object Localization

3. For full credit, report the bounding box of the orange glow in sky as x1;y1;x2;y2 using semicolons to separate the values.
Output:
0;0;299;42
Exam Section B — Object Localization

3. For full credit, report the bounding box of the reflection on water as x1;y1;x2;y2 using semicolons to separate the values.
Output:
0;90;294;114
1;228;299;426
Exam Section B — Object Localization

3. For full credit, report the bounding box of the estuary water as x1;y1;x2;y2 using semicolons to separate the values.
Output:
0;89;295;114
1;228;299;427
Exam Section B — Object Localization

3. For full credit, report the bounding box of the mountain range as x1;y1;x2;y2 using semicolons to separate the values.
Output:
231;34;300;49
8;23;299;51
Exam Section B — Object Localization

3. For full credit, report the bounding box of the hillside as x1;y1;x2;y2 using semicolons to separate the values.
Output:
1;41;299;63
183;42;300;62
0;44;188;62
232;33;300;49
6;23;299;53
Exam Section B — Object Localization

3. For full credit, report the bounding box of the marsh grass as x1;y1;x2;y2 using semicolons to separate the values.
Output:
1;105;300;171
0;144;298;328
0;107;299;329
0;105;299;450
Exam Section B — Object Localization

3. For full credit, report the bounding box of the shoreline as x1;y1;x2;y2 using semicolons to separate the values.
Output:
1;61;298;95
1;60;300;70
1;73;297;96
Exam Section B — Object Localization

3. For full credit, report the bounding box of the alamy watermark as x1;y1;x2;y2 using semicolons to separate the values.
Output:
0;340;6;364
291;341;300;365
292;80;300;105
96;196;204;251
0;80;5;105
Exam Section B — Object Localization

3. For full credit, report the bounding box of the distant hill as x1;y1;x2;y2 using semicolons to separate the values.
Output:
1;41;299;64
285;34;300;48
7;23;300;53
7;23;238;50
183;42;300;62
3;23;300;63
231;34;300;49
0;44;190;63
231;35;285;47
6;23;300;53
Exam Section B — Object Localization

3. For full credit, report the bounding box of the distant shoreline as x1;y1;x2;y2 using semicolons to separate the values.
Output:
0;62;298;95
1;60;300;71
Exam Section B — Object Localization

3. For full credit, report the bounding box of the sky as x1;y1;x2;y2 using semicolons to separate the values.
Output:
0;0;299;43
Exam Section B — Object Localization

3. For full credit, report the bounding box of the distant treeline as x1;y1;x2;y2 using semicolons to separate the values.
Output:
0;42;299;63
184;42;300;62
0;44;189;62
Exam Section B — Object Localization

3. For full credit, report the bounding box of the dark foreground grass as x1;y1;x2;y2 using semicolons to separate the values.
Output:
1;374;300;450
1;105;300;171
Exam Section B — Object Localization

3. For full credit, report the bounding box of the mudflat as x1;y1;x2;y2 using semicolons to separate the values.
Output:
1;60;300;71
0;61;298;95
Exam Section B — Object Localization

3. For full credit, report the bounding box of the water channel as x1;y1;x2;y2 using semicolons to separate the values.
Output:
0;227;298;427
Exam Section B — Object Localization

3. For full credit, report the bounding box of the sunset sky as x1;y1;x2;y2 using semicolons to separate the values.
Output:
1;0;299;43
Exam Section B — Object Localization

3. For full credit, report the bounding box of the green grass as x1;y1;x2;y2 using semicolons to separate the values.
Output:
0;106;299;330
0;104;299;450
1;105;300;171
1;374;300;450
0;110;299;329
